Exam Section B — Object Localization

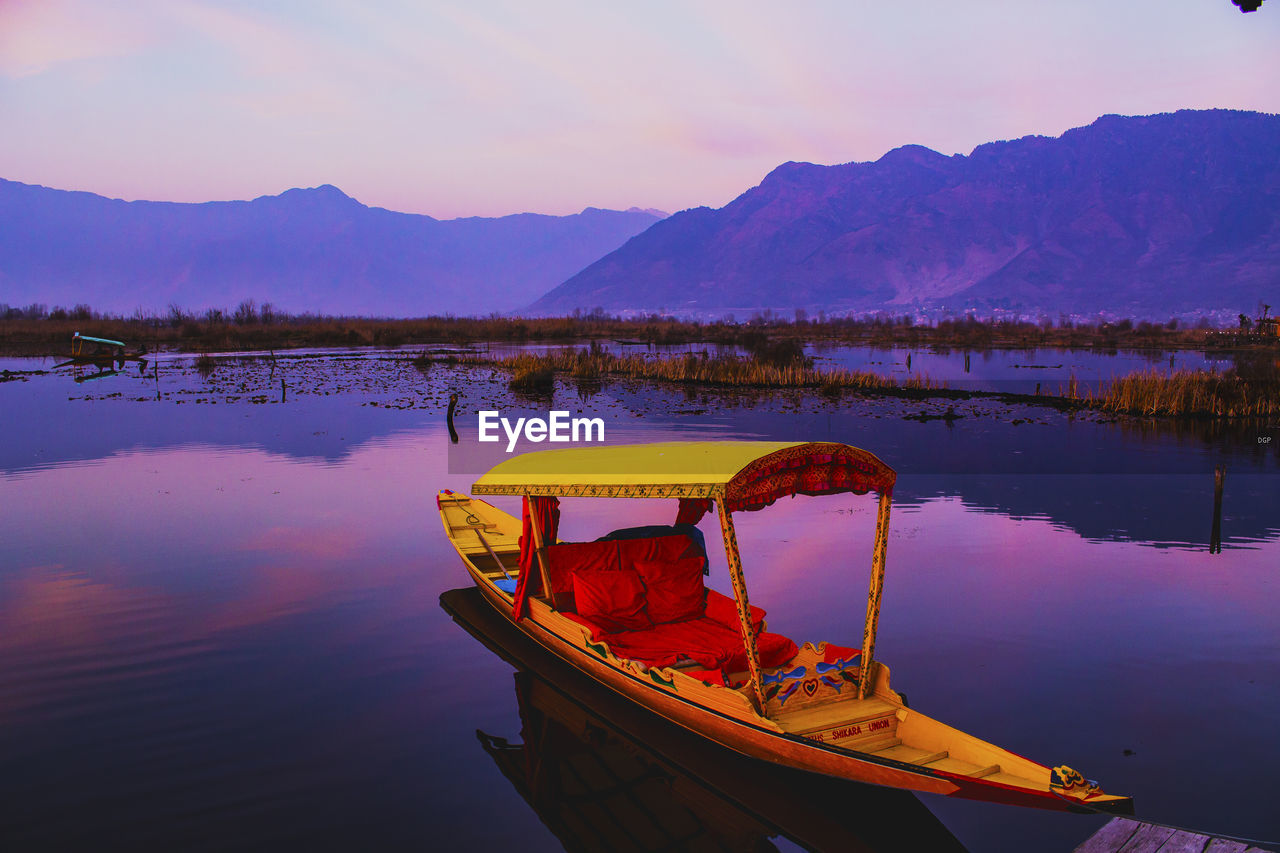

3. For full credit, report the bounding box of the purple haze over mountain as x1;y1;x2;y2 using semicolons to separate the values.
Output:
0;181;665;317
530;110;1280;319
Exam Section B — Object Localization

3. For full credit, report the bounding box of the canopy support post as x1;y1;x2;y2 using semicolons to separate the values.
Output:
859;488;893;699
716;498;767;715
527;503;555;604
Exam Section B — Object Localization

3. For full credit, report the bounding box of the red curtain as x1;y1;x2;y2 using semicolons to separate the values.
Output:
675;498;712;525
513;495;560;620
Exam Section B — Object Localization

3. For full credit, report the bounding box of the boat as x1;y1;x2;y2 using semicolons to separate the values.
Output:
441;585;968;852
54;332;148;369
438;440;1133;813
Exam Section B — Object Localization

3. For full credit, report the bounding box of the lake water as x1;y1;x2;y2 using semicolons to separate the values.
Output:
1;351;1277;851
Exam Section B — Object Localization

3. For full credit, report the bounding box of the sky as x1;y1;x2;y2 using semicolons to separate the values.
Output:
2;0;1277;219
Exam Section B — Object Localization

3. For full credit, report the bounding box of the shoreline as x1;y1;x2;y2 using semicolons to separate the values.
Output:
5;313;1278;359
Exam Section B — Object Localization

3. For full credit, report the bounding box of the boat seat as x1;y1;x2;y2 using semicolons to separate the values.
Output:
548;535;799;678
565;589;798;676
544;534;705;610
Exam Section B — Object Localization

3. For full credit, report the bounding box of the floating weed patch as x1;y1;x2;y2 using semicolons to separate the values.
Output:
509;364;555;393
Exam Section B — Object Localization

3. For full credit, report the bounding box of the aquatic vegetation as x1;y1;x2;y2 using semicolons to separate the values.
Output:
459;349;941;392
467;349;1278;419
509;364;555;393
1067;369;1280;418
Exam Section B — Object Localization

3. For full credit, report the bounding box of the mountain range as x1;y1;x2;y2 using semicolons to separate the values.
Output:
0;180;664;316
532;109;1280;318
4;109;1277;321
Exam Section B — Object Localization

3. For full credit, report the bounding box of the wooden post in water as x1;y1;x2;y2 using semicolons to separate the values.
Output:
1210;465;1225;555
447;393;460;443
716;498;767;715
859;489;894;699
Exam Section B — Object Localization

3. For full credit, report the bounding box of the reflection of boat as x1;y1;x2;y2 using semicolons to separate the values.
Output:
439;441;1133;813
71;367;119;383
441;586;968;853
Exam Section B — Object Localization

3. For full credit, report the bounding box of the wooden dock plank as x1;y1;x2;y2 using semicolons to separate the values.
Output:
1154;829;1211;853
1075;818;1274;853
1201;841;1252;853
1120;823;1176;853
1074;818;1140;853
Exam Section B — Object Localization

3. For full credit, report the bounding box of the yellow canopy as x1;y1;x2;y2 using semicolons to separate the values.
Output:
471;440;895;509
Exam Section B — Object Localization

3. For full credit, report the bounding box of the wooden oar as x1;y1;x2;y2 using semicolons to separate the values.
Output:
473;527;514;580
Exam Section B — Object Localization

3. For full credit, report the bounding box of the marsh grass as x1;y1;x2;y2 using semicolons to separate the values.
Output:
509;364;556;393
469;349;1278;418
1069;369;1280;418
460;349;941;392
0;305;1232;356
194;353;217;378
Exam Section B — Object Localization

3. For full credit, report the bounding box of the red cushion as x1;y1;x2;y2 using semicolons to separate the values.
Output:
704;588;765;633
684;668;726;686
820;643;860;663
724;632;800;673
634;556;707;624
561;610;605;640
547;541;621;594
546;535;700;597
616;534;700;571
591;616;798;674
573;569;651;633
594;618;729;669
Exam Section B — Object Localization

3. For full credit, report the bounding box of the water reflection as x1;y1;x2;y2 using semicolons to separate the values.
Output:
443;587;968;853
807;344;1230;394
1;414;1276;850
4;352;1277;550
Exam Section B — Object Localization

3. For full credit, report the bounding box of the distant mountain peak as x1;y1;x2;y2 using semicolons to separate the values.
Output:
875;144;951;167
578;205;669;219
760;161;819;182
532;109;1280;318
625;206;670;218
269;184;360;206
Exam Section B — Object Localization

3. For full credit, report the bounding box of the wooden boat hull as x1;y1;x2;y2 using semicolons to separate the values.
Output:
439;492;1133;814
443;585;969;853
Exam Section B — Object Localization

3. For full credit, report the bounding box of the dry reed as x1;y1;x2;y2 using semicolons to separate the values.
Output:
0;304;1232;356
1067;369;1279;418
458;349;941;392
